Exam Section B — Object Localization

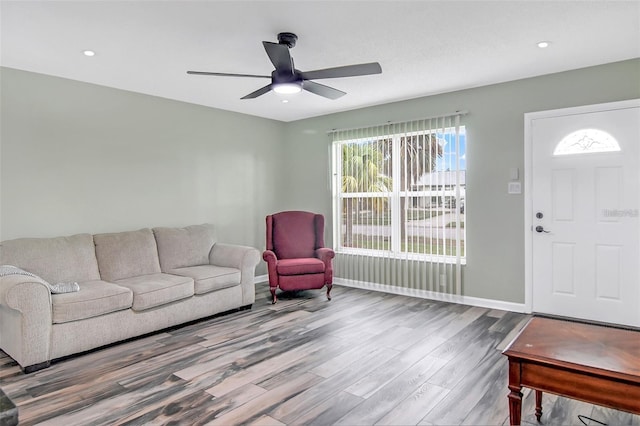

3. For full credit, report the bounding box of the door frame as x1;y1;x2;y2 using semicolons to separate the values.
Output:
523;98;640;315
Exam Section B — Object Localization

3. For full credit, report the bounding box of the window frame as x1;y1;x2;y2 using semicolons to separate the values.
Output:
332;126;466;264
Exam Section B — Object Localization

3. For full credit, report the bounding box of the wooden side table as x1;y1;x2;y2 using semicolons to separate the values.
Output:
502;317;640;425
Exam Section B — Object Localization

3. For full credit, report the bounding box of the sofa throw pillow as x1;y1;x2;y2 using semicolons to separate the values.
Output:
0;265;80;294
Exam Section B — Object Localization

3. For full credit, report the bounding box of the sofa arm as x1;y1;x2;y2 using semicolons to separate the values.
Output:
210;243;260;306
210;243;260;270
0;275;53;371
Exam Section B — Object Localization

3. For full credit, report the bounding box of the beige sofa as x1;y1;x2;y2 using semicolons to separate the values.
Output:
0;224;260;373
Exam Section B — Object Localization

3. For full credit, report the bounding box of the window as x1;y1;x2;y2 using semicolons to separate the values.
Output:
554;129;620;156
331;118;466;263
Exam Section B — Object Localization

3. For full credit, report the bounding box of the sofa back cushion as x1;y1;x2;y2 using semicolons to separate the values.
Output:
0;233;100;284
153;224;217;271
94;228;161;281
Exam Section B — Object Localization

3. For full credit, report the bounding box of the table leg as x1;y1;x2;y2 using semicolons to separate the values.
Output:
507;360;523;426
508;386;523;426
535;390;543;421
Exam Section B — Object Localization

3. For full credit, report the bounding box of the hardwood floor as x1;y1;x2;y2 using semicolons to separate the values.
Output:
1;284;639;425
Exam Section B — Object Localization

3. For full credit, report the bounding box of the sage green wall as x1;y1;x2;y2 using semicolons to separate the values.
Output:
2;60;638;303
0;67;286;269
283;59;640;304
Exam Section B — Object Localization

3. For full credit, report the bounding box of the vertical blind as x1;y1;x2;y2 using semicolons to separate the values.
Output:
330;111;466;295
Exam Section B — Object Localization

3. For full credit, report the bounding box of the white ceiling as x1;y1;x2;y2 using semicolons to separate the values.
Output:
2;1;639;122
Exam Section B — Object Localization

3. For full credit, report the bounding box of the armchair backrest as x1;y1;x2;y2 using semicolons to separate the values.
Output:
266;211;325;259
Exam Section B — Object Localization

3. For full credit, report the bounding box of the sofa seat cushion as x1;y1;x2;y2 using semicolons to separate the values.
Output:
115;273;194;311
169;265;240;295
52;280;133;324
277;258;325;276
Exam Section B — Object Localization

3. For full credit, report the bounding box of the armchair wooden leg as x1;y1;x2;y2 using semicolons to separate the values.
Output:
270;287;277;304
326;284;332;301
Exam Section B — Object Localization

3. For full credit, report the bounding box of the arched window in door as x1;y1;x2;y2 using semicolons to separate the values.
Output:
553;128;620;156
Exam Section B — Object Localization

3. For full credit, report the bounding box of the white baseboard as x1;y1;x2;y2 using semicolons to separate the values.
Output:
253;275;527;313
334;278;528;313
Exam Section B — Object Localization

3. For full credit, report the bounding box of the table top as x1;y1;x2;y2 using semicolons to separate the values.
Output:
503;317;640;382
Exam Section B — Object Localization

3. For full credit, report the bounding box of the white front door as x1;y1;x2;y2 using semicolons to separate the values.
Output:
527;100;640;327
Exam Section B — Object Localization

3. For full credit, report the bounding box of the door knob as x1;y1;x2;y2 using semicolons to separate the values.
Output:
535;226;550;233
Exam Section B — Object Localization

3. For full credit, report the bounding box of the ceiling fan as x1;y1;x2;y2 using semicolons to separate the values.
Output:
187;32;382;100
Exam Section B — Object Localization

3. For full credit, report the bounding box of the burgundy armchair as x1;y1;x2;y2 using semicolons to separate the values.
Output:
263;211;335;304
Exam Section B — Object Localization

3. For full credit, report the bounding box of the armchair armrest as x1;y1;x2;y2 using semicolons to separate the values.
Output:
315;247;335;263
0;275;53;370
262;250;279;289
315;248;335;285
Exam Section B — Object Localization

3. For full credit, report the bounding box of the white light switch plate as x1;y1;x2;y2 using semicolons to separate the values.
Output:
508;182;522;194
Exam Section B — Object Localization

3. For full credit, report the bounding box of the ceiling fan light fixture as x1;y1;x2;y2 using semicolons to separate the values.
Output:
272;82;302;95
187;32;381;100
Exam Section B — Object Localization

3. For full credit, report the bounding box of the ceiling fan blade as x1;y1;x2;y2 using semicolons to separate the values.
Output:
302;81;346;100
262;41;294;74
300;62;382;80
241;84;273;99
187;71;270;79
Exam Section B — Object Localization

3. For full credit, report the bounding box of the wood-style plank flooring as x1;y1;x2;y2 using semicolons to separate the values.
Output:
1;284;639;425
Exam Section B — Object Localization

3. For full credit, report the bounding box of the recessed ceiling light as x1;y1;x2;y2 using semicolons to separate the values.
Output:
83;50;96;57
537;41;550;48
282;99;289;103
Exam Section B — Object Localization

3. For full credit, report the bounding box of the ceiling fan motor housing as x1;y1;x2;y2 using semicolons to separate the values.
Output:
277;32;298;48
272;69;300;83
